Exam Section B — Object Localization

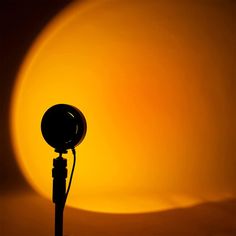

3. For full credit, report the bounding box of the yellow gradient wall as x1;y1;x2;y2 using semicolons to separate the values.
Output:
10;0;235;213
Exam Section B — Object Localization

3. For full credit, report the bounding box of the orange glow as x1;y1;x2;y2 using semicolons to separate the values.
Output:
10;0;234;213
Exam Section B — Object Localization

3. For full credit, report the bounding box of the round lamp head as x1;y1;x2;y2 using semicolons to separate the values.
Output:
41;104;87;153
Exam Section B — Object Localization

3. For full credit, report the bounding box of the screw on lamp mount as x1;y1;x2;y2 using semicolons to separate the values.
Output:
41;104;87;236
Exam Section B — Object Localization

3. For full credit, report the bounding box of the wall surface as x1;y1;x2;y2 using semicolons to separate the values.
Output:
0;0;235;235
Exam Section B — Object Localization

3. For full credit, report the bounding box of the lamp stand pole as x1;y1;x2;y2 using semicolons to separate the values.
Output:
52;154;67;236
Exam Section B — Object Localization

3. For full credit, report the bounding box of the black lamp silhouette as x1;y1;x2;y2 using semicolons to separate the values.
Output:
41;104;87;236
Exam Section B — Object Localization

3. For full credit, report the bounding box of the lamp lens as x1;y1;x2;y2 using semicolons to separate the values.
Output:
41;104;86;152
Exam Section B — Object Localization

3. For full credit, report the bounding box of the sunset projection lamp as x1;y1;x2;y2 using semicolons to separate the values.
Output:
41;104;87;236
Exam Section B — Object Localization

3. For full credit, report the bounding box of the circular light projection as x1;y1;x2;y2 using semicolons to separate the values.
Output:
10;0;234;213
